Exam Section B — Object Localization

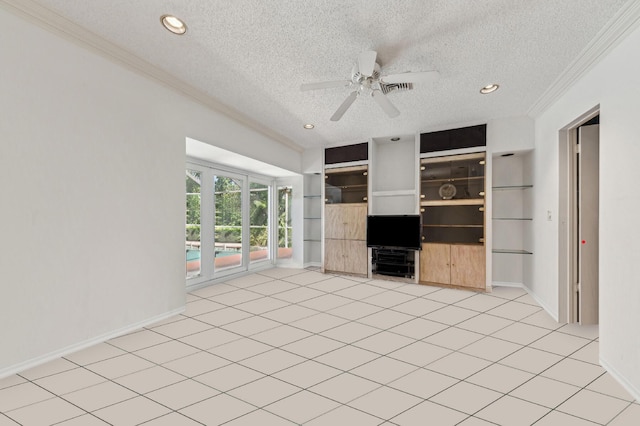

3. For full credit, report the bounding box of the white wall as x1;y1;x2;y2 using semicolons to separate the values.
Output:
370;136;418;215
487;116;535;154
0;7;301;377
532;22;640;398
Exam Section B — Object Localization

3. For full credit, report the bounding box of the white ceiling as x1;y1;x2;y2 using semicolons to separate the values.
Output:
21;0;631;150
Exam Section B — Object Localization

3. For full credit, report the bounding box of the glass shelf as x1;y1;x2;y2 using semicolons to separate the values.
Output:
421;199;484;206
325;165;368;204
492;185;533;191
420;154;485;203
492;249;533;254
422;176;484;184
304;195;321;198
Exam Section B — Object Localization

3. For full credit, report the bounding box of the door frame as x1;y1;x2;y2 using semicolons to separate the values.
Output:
558;105;599;323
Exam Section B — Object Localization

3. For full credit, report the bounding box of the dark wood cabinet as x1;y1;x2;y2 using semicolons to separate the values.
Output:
324;142;368;165
420;124;486;153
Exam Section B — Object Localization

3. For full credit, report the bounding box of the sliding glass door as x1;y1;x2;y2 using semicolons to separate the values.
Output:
186;162;275;284
213;173;244;272
277;185;293;260
250;181;270;264
185;170;202;278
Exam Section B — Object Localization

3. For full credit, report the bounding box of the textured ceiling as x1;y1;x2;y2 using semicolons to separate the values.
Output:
24;0;630;150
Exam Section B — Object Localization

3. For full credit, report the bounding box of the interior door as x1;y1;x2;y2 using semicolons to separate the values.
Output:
578;124;599;324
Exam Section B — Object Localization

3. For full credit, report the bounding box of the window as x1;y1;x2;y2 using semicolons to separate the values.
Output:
185;170;201;278
277;185;293;259
186;162;287;284
214;174;243;272
250;182;270;264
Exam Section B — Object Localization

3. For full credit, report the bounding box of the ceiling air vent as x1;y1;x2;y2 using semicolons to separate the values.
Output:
380;82;413;95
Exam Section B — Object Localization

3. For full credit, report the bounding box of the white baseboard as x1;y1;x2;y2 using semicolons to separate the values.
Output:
492;281;560;322
600;357;640;402
492;281;524;288
0;307;184;380
525;287;559;322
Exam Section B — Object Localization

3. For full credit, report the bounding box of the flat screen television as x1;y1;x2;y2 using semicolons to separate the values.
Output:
366;215;421;250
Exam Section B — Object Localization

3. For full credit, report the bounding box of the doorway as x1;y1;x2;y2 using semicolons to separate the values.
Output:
559;108;600;324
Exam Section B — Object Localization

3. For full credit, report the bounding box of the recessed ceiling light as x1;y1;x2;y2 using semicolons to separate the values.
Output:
161;15;187;35
303;124;315;129
480;84;499;94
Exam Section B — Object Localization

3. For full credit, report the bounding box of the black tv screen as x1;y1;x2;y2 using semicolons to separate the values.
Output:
367;215;421;250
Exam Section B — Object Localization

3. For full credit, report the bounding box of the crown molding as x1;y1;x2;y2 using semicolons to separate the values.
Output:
0;0;304;153
528;0;640;117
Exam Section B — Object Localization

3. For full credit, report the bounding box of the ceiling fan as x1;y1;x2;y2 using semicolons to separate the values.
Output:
301;50;439;121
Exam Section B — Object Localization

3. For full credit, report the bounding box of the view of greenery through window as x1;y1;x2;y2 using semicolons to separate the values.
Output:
278;186;293;259
250;183;269;260
185;170;201;277
186;170;288;277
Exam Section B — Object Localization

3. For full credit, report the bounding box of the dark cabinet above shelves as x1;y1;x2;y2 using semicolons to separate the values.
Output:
420;124;486;153
324;142;368;165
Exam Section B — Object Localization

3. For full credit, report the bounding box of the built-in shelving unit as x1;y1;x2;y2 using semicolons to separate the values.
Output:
323;160;368;276
492;151;534;285
303;174;322;266
419;152;486;289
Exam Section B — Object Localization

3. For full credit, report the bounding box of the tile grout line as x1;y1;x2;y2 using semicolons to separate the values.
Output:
3;270;632;426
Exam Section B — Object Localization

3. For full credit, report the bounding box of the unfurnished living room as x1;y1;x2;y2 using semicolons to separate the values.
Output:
1;1;640;425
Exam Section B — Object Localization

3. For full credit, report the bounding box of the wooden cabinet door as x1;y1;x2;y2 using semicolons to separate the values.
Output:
344;204;367;240
344;240;368;275
324;239;344;272
324;205;344;239
420;243;451;284
451;245;485;289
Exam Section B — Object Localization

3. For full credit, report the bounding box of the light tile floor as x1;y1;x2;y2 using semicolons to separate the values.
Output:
1;268;639;425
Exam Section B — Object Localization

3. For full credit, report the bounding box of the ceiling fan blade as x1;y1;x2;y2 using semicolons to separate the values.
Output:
300;80;351;91
358;50;378;77
372;90;400;118
330;91;358;121
382;70;440;84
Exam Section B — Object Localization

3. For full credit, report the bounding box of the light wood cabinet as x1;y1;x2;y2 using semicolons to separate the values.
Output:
326;204;366;240
324;204;367;275
419;151;486;290
420;243;485;289
420;243;451;284
324;239;345;272
451;244;485;289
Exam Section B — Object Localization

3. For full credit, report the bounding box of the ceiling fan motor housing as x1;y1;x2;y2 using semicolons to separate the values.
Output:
352;63;381;84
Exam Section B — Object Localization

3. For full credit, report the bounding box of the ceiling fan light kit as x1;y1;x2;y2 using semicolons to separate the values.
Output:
301;50;439;121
